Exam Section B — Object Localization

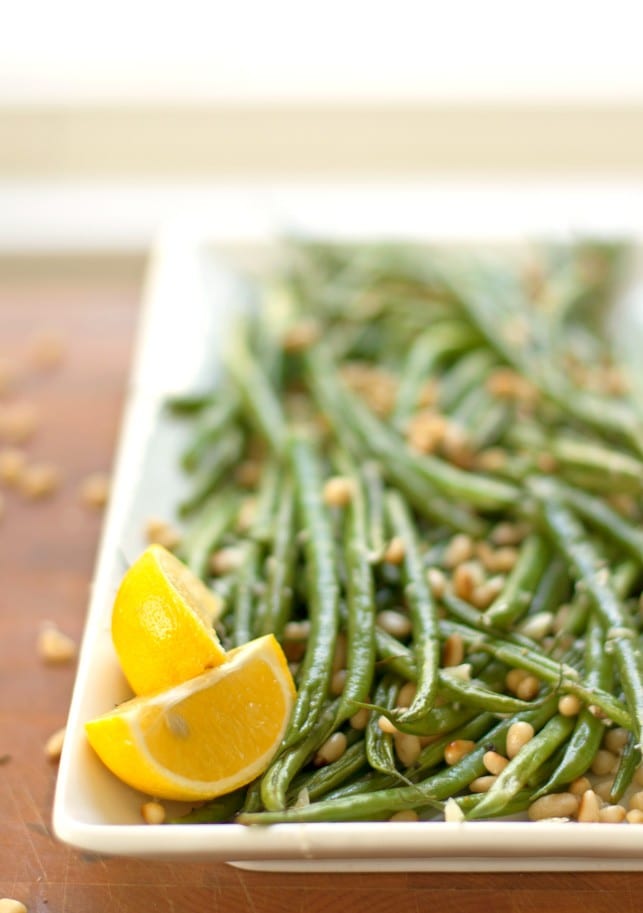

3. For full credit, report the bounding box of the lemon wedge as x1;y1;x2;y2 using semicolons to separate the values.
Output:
111;544;226;696
85;634;295;801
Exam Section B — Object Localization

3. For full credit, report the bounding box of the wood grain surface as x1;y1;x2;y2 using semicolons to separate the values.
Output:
1;257;642;913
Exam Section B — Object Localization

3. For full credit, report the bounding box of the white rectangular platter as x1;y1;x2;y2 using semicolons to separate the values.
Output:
53;182;643;870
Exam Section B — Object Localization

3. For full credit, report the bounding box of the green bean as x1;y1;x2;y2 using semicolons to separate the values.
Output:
179;394;239;472
362;460;387;561
531;612;613;797
288;739;368;803
386;490;440;723
609;731;641;803
365;675;399;776
531;477;643;745
176;490;240;579
178;429;244;517
438;348;497;413
281;433;340;746
466;713;577;820
483;533;552;629
232;542;261;647
256;476;297;638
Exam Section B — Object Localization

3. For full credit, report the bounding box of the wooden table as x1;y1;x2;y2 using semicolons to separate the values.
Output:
1;257;642;913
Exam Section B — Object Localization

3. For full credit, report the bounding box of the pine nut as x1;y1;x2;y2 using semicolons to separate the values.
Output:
0;402;39;444
476;448;508;472
145;517;182;550
528;792;579;821
470;576;505;610
396;681;417;709
427;567;447;599
322;476;354;508
483;750;509;775
330;669;347;696
444;797;465;822
577;789;601;822
626;809;643;824
469;775;497;793
314;732;347;766
44;727;66;763
591;749;618;777
0;447;26;485
594;779;615;802
383;536;406;565
558;694;582;717
603;727;629;754
452;561;484;602
506;721;535;759
490;522;529;546
569;776;592;796
37;622;77;664
20;462;60;499
444;739;476;766
443;534;474;569
209;546;244;576
477;543;518;574
442;633;465;668
376;610;412;639
519;611;554;641
389;809;419;822
79;471;110;509
283;620;311;641
515;675;540;701
628;791;643;812
599;804;627;823
378;715;399;735
349;707;370;730
282;318;321;352
0;899;28;913
235;460;262;488
141;801;166;824
505;668;528;694
394;733;422;767
332;633;348;673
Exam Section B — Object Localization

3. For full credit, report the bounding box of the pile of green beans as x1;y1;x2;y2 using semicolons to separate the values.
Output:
167;238;643;825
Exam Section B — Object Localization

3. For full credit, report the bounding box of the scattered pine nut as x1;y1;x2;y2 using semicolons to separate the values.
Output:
313;731;347;766
26;330;66;370
628;791;643;812
20;462;60;499
389;809;419;822
0;447;26;485
470;575;505;610
469;775;497;793
475;448;509;472
0;899;28;913
79;471;110;509
505;668;528;694
477;543;518;574
515;675;541;701
483;751;509;775
593;779;615;802
376;609;412;639
527;792;579;821
330;668;347;696
209;546;244;576
234;460;261;488
443;533;474;569
282;319;321;353
490;522;529;547
37;622;77;664
442;632;465;668
444;797;465;823
603;727;629;754
569;776;592;796
558;694;582;717
396;681;417;710
383;537;405;565
141;801;166;824
452;561;484;602
349;707;370;730
444;739;476;766
518;612;554;641
0;402;39;444
599;804;627;823
506;721;535;759
322;476;354;508
577;789;601;822
406;410;448;454
591;749;618;777
44;726;66;763
236;497;257;532
626;809;643;824
145;517;182;550
394;732;422;767
426;566;447;599
378;715;399;736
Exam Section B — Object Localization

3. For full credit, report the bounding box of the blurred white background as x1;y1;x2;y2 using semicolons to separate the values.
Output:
1;0;643;251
